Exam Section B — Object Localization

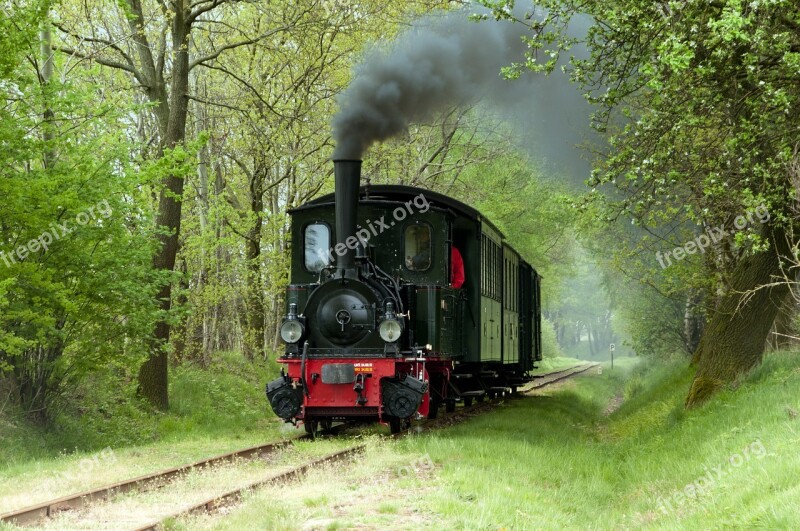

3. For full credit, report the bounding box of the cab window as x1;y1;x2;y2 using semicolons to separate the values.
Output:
304;223;331;273
405;224;431;271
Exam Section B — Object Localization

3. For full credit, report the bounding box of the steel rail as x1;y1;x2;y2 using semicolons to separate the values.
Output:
525;362;601;392
0;439;294;527
133;445;366;531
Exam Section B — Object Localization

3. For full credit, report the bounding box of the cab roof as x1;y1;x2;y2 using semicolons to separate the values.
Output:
290;184;503;236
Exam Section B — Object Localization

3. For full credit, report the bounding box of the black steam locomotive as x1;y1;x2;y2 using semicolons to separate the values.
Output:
266;160;542;434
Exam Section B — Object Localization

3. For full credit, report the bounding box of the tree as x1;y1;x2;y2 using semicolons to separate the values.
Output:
0;2;160;422
503;0;800;405
173;0;458;360
597;1;798;406
54;0;306;408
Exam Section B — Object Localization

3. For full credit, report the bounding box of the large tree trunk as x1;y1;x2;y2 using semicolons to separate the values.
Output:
243;165;265;360
137;9;191;410
769;287;798;350
686;227;791;407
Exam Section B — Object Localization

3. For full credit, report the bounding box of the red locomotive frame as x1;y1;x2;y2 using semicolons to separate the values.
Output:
280;356;453;426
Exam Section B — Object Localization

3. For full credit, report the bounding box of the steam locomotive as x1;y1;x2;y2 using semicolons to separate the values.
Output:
266;160;542;434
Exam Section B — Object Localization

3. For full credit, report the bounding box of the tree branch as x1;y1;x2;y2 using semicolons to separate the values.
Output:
54;22;138;72
191;62;289;119
53;46;146;85
187;0;226;25
186;93;248;113
189;26;292;71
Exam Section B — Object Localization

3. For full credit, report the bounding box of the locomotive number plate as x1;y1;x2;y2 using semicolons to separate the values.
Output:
321;363;356;384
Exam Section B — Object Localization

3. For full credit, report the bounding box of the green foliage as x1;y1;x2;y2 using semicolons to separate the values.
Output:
0;9;161;420
448;153;578;296
488;0;800;364
540;316;564;358
575;0;800;285
0;353;280;462
53;368;156;449
165;352;276;436
0;1;43;78
610;282;691;359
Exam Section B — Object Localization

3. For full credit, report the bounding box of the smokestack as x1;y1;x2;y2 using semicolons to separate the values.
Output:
333;159;362;275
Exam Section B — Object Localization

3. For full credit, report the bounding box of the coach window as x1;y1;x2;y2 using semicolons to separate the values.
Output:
304;223;331;273
405;224;431;271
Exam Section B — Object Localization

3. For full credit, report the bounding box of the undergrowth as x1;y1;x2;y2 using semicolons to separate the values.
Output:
0;352;282;464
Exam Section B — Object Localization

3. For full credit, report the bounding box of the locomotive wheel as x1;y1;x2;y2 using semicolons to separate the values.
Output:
427;394;440;420
320;418;333;432
389;417;403;434
463;397;473;407
445;400;456;413
304;418;319;438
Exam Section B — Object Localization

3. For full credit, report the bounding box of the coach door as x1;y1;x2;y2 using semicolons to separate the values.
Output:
480;225;502;362
502;245;520;366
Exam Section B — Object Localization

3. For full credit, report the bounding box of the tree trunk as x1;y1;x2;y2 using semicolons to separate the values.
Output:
686;227;791;407
243;166;265;360
40;9;55;170
770;287;798;350
587;323;596;357
197;141;211;364
171;258;190;363
137;9;192;410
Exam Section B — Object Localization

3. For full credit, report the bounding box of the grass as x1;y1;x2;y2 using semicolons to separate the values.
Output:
5;351;800;529
531;355;586;373
0;352;290;512
401;353;800;529
168;352;800;530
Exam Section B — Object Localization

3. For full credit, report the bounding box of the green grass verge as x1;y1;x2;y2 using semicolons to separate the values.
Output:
0;352;286;505
122;353;800;530
391;352;800;529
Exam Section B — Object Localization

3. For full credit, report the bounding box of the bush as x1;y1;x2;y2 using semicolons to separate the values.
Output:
1;351;284;463
541;317;565;358
166;352;277;437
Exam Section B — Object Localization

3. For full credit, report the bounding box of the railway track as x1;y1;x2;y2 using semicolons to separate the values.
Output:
133;445;365;531
1;363;598;529
372;362;599;440
0;440;295;527
524;362;601;392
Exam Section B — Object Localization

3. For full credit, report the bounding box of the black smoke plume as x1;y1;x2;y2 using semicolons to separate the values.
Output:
332;7;595;184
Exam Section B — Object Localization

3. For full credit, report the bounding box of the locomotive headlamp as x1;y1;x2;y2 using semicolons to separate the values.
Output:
280;320;304;343
379;319;403;343
379;300;403;343
280;303;304;344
